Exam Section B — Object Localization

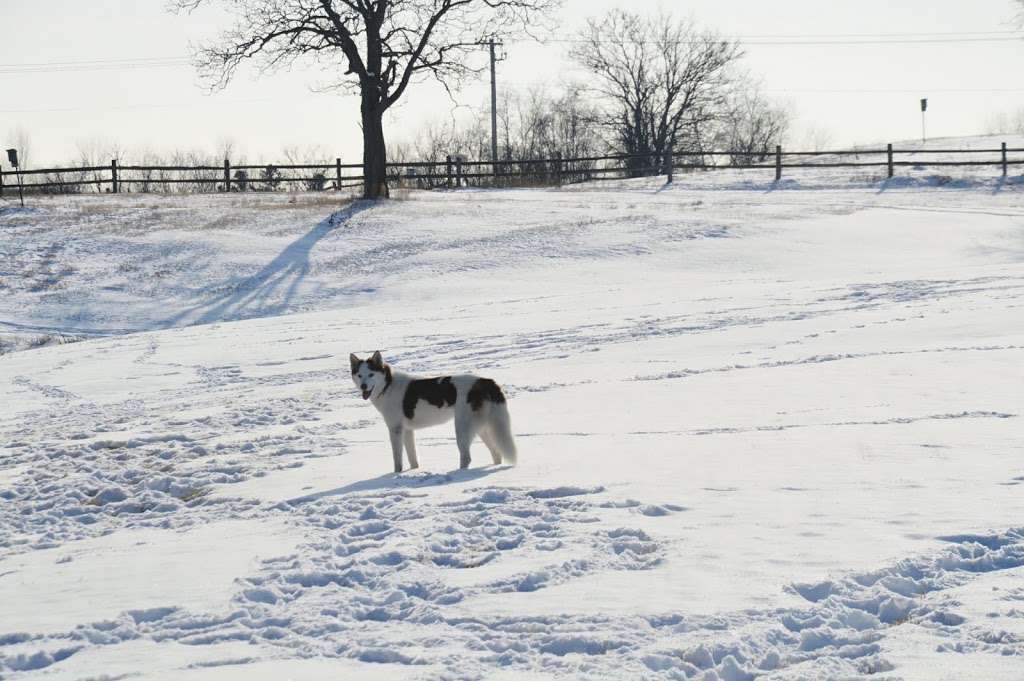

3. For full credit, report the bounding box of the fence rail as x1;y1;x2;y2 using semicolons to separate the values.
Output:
2;144;1022;196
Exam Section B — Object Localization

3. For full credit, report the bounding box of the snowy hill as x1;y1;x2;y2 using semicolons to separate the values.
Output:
1;144;1023;679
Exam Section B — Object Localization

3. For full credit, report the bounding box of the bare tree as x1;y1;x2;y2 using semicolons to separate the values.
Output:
395;82;600;186
76;138;123;192
570;10;741;176
797;125;835;153
984;108;1024;135
716;79;790;165
283;144;332;190
171;0;560;199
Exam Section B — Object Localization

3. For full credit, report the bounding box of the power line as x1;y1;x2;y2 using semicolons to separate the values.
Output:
2;28;1022;75
538;36;1024;46
0;57;191;75
0;97;277;115
767;88;1024;94
718;30;1023;37
0;56;189;67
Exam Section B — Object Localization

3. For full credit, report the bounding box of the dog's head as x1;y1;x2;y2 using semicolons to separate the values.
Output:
350;351;390;401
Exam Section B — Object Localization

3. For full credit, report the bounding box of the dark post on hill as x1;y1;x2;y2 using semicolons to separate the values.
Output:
921;98;928;144
6;148;25;207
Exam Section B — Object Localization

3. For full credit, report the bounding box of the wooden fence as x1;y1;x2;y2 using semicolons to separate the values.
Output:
2;144;1022;196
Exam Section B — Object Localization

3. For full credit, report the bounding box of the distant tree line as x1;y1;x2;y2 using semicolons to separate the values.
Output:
6;9;795;194
393;10;791;181
4;139;342;195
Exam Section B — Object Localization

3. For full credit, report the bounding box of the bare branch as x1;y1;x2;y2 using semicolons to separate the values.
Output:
171;0;561;198
569;10;742;170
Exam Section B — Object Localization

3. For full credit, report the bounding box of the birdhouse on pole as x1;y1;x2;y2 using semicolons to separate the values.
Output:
5;148;18;168
920;98;928;143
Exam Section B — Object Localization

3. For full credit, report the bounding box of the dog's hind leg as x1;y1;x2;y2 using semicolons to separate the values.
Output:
403;430;419;469
478;426;502;465
389;425;404;474
454;415;480;469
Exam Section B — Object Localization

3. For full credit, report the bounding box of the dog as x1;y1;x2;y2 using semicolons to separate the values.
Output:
350;351;518;473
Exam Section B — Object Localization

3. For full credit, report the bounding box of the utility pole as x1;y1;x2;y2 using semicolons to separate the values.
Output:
489;38;503;179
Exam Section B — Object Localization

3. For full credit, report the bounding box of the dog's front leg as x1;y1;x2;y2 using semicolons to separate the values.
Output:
389;425;404;474
403;430;419;469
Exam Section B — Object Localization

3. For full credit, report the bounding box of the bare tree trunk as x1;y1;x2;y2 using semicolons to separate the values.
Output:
362;102;389;199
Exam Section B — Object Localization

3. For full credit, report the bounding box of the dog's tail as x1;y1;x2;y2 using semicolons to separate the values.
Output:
490;401;518;466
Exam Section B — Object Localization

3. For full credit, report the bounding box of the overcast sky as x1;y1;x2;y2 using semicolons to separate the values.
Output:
2;0;1023;166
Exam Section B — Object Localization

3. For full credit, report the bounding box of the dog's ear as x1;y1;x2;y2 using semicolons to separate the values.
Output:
349;353;361;374
370;350;384;368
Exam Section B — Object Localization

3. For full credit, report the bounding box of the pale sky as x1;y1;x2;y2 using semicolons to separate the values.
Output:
2;0;1023;167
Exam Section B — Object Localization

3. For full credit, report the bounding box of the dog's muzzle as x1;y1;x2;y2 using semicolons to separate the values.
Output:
362;388;372;400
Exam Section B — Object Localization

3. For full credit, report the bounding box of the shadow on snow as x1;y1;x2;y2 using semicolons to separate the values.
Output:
285;465;512;505
162;201;371;328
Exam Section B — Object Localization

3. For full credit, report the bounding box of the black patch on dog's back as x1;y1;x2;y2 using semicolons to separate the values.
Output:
403;377;457;419
467;378;506;412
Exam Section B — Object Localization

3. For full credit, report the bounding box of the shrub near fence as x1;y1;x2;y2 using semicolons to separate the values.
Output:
2;144;1022;195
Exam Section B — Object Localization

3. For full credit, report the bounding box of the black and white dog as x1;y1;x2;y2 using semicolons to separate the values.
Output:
350;351;517;473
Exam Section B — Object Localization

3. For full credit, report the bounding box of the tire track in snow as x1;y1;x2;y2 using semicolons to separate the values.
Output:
633;344;1024;383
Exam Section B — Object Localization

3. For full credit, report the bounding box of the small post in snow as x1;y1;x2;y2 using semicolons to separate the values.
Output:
335;158;342;190
774;145;782;182
1002;142;1008;178
111;159;119;194
223;159;231;192
887;143;894;179
920;98;928;144
446;155;453;189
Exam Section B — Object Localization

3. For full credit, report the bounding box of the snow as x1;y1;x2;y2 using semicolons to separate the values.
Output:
0;520;296;635
1;135;1023;678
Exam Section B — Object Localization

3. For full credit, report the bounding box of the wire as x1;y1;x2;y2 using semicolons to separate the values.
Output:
0;58;191;75
2;28;1022;75
0;56;189;67
0;97;278;115
539;36;1024;46
766;88;1024;94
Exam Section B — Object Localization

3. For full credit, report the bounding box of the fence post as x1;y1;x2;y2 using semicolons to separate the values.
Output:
224;159;231;192
774;145;782;181
335;158;342;190
885;143;893;179
446;155;453;188
665;148;674;183
554;151;562;186
111;159;119;194
457;157;465;188
1002;142;1008;177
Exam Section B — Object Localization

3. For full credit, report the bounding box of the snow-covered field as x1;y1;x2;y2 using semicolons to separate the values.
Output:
1;139;1023;679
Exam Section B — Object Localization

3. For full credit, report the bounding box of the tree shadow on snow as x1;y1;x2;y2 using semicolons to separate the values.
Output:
162;201;371;328
285;465;511;505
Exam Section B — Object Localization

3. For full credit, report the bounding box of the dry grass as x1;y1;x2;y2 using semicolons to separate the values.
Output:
243;194;357;211
178;487;211;503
